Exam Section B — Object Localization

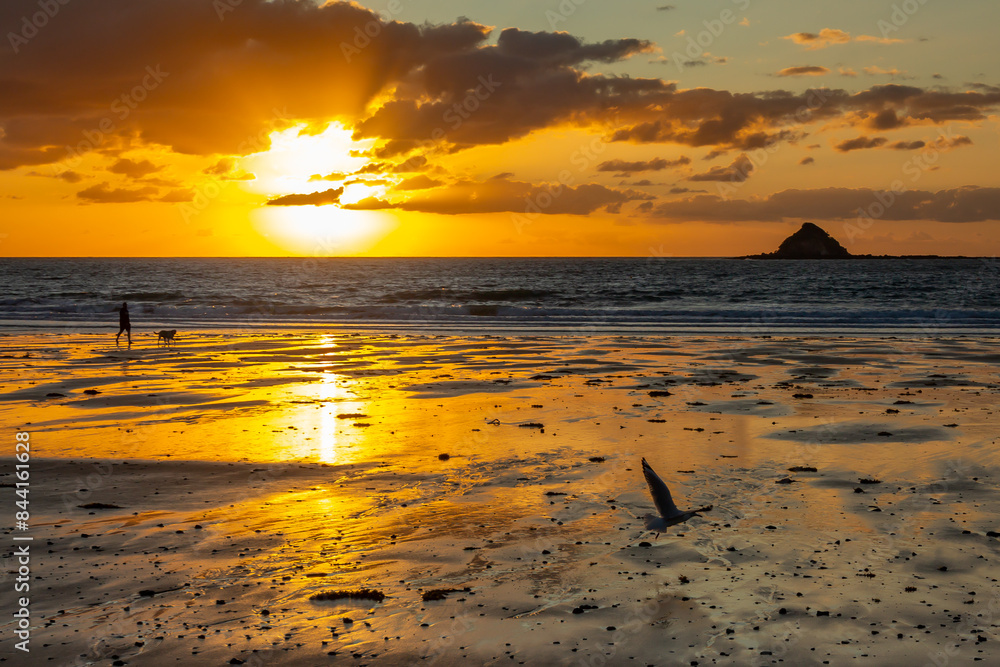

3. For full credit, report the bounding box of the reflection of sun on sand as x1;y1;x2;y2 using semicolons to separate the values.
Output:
5;331;1000;664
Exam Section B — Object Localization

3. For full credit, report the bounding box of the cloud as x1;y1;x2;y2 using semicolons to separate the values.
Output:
855;35;906;45
76;182;158;203
203;157;255;181
390;155;429;173
656;5;675;10
837;132;971;153
799;156;815;165
343;196;394;210
352;43;671;154
1;0;996;178
834;136;887;152
494;27;653;65
28;169;83;183
784;29;904;49
204;159;235;176
688;154;754;182
657;55;727;67
777;66;830;77
605;82;1000;150
159;189;194;202
868;108;906;129
648;186;1000;222
308;172;348;182
108;158;161;178
939;135;972;148
344;177;392;186
863;66;907;78
394;175;443;190
596;156;690;173
266;187;344;206
888;140;925;150
784;29;851;49
345;176;647;215
0;0;495;168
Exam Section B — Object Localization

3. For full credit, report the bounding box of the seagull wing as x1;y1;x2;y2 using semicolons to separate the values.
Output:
642;457;681;519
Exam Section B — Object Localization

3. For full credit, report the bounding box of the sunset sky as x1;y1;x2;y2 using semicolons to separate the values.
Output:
1;0;999;257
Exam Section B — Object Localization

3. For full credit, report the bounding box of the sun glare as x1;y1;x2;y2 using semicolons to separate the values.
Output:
240;121;375;194
252;205;395;255
236;121;396;254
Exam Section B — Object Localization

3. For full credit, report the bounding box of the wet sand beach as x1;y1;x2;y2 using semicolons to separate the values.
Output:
2;331;999;665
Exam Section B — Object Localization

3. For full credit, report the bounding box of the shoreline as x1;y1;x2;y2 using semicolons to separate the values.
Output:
4;322;1000;337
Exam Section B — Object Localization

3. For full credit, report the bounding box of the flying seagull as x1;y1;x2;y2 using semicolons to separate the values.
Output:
641;457;712;534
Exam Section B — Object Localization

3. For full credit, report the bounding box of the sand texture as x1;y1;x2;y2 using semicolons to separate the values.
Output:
1;331;999;665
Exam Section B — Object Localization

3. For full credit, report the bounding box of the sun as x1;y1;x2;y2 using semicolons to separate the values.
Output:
240;121;373;194
237;121;398;255
252;204;396;255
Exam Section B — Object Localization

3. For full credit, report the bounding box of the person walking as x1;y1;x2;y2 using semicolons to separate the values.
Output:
116;301;132;346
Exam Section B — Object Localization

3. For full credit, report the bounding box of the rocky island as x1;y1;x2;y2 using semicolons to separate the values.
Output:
742;222;969;259
744;222;852;259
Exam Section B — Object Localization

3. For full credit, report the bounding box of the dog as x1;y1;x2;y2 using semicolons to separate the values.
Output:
156;330;177;347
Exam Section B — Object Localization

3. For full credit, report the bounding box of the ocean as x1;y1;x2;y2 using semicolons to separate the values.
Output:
1;257;998;334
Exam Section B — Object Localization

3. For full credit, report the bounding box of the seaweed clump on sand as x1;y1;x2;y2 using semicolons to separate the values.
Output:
310;589;385;603
422;588;470;602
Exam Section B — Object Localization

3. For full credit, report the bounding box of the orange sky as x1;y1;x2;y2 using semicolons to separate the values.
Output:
1;0;999;257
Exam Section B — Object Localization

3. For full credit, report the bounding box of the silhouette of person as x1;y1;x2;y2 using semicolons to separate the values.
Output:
116;302;131;346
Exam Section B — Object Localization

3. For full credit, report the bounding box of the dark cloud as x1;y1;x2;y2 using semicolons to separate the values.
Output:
834;136;887;152
108;158;161;178
77;182;158;203
784;29;904;49
0;0;492;168
777;66;831;77
799;156;815;165
495;28;653;66
784;29;851;49
596;156;690;173
353;69;670;154
608;84;1000;152
868;108;905;130
345;176;647;215
266;187;344;206
2;0;998;180
888;140;925;150
28;169;83;183
649;186;1000;222
688;154;754;182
